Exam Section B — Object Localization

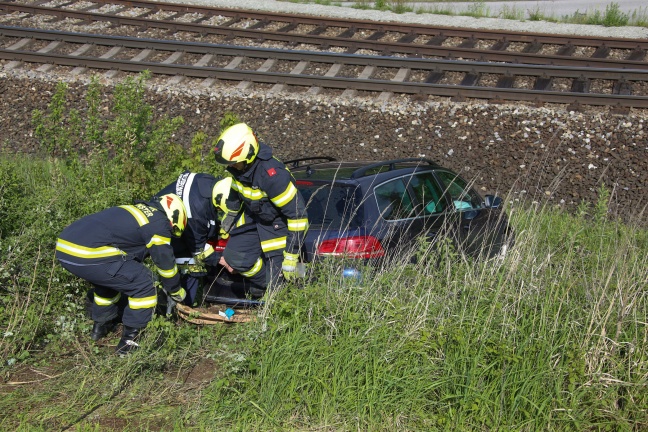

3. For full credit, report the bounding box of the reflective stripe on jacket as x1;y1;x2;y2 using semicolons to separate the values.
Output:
228;143;308;256
55;203;181;293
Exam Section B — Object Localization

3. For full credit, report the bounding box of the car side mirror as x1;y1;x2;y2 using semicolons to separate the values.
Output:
484;195;502;209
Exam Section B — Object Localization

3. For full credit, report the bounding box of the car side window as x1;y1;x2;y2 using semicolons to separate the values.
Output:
435;171;483;211
374;179;414;220
408;172;445;215
297;183;362;229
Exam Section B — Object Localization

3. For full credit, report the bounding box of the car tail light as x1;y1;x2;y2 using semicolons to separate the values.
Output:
316;236;385;259
296;180;314;186
207;238;228;253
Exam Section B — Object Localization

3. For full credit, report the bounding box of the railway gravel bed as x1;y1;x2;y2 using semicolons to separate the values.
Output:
1;69;646;221
1;0;646;221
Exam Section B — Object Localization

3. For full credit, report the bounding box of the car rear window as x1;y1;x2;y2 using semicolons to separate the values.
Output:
296;182;363;229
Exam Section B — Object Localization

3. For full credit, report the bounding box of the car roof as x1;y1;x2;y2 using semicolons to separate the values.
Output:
287;157;443;181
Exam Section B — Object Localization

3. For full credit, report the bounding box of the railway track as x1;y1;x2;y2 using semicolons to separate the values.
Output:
1;0;648;109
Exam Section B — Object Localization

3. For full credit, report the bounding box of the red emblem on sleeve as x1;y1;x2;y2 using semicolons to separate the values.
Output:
267;168;276;176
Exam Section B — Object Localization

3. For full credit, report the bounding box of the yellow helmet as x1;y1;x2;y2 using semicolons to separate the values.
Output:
212;177;236;212
213;123;259;166
158;193;187;237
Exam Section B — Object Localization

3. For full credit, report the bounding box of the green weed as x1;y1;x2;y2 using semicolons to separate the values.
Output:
599;2;630;26
297;0;648;28
527;5;546;21
498;4;524;21
2;72;229;363
464;0;490;18
629;7;648;27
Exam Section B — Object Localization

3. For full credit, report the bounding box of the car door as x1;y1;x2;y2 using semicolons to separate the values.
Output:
371;176;423;254
372;171;450;256
401;171;451;246
434;170;509;258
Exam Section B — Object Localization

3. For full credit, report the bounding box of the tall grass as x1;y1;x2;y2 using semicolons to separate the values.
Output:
0;156;648;430
1;74;646;429
194;194;647;430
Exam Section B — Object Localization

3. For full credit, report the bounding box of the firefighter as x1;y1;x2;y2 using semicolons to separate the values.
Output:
212;123;309;290
153;173;241;305
55;194;188;356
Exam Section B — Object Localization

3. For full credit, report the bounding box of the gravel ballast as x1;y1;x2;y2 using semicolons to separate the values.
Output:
1;1;646;221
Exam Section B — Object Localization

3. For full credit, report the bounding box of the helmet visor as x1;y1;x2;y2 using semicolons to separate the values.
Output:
171;224;183;238
170;207;186;237
213;140;236;166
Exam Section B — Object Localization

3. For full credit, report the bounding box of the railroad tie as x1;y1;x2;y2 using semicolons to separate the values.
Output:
377;67;411;103
35;41;63;73
4;37;34;70
342;65;376;99
307;63;342;96
270;60;309;94
169;53;213;86
238;58;276;91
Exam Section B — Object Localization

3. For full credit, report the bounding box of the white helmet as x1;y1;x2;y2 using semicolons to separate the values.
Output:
213;123;259;166
157;193;187;237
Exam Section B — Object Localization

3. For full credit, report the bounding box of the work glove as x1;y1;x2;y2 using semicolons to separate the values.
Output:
168;287;186;303
195;244;215;266
282;251;299;281
219;227;230;240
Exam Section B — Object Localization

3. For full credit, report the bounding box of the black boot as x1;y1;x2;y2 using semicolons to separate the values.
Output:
115;326;141;357
90;320;117;341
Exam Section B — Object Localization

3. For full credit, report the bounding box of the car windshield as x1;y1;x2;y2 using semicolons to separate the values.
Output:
296;181;363;229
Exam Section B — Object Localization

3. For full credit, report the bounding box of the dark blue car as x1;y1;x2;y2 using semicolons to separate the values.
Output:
203;157;514;305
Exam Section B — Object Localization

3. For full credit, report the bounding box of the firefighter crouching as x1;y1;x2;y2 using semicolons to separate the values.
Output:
55;194;188;356
213;123;309;289
154;173;239;306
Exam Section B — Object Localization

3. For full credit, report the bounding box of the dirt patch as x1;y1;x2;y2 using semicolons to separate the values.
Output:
183;357;217;386
0;360;80;395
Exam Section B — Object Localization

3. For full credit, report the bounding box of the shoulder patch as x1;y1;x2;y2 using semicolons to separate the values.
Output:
267;167;277;177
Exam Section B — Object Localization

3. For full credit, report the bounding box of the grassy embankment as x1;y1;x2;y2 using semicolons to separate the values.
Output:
1;74;646;430
286;0;648;27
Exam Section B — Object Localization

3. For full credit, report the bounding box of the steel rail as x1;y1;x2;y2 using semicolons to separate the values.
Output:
2;42;648;107
5;0;647;49
2;26;647;81
3;48;647;107
1;2;646;69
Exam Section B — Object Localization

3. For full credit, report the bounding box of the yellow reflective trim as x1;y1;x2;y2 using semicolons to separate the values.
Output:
201;245;215;259
56;239;122;259
146;235;171;249
287;218;309;232
232;181;266;200
128;295;157;310
260;236;286;252
119;205;149;227
271;183;297;207
236;213;246;227
241;257;263;277
94;292;121;306
157;265;178;278
171;287;186;300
